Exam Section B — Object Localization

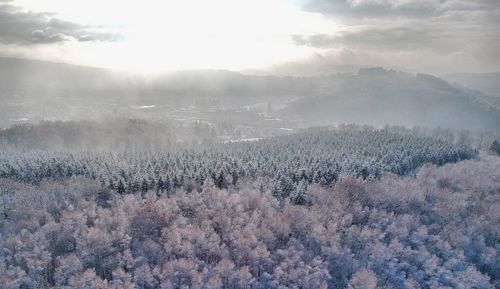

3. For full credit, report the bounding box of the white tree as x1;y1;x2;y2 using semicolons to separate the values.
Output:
347;269;378;289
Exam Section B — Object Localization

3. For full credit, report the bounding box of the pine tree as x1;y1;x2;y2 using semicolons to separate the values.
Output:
214;171;227;189
290;180;307;205
131;180;140;192
141;178;149;193
156;177;165;195
279;176;294;198
108;178;115;190
117;180;126;195
164;176;172;195
490;140;500;156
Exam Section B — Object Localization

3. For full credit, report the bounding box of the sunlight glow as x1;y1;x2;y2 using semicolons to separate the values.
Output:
13;0;337;73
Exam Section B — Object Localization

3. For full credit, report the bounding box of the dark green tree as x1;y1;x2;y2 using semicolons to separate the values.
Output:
290;180;307;205
214;171;227;189
490;140;500;156
116;180;126;195
156;177;165;195
141;178;149;193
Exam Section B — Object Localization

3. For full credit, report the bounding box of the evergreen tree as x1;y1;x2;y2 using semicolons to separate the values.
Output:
279;176;295;198
164;176;172;195
290;180;307;205
140;178;149;193
490;140;500;156
156;177;165;195
116;180;126;195
130;180;140;192
214;171;227;189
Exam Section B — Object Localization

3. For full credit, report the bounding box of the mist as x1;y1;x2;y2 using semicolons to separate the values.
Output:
1;1;500;289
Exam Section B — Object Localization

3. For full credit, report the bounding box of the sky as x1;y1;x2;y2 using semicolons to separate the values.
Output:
0;0;499;74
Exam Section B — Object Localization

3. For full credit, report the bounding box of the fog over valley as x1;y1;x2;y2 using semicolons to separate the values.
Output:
1;57;500;137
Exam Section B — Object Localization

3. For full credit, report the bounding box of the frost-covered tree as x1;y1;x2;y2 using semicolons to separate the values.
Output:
0;126;497;289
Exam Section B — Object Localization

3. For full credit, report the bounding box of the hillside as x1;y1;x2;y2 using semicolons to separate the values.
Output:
285;69;500;131
1;58;499;132
442;72;500;99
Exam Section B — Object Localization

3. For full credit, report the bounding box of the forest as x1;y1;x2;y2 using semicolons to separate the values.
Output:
0;125;476;197
1;0;500;287
0;123;498;289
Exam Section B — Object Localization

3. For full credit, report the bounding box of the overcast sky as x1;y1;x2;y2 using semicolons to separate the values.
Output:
0;0;498;74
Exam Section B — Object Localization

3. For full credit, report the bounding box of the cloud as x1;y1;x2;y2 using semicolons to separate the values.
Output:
289;0;500;73
293;0;500;53
300;0;499;19
269;44;500;75
292;26;463;52
300;0;442;18
290;27;500;73
0;3;120;45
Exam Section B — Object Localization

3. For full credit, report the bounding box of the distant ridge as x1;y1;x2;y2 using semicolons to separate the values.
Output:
0;57;499;131
442;72;500;99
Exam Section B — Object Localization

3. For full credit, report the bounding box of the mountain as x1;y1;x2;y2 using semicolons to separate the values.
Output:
0;57;137;102
249;63;365;77
442;72;500;98
0;57;143;127
1;57;499;132
283;68;500;131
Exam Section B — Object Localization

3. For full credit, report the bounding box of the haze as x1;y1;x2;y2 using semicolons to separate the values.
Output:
1;1;500;289
1;0;499;74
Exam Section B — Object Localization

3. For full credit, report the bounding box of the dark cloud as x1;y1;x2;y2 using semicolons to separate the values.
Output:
0;3;120;45
292;26;461;52
301;0;440;18
300;0;499;19
291;0;500;73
